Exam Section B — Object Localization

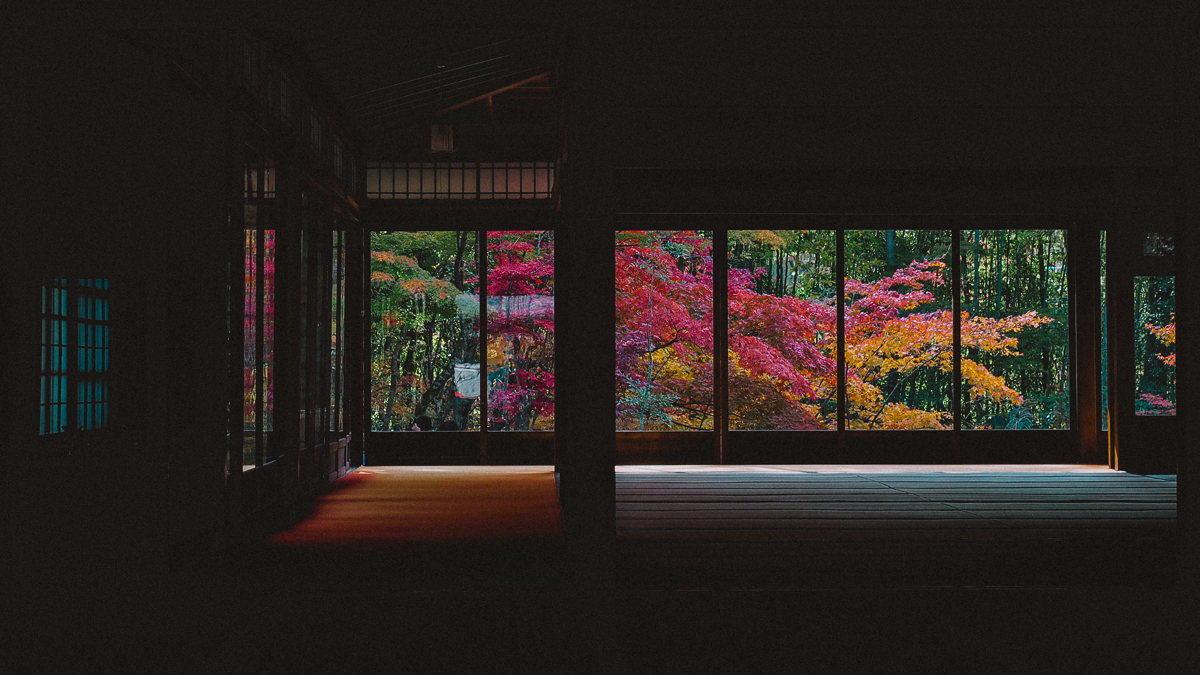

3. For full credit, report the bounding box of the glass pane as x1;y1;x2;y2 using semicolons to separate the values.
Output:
1135;276;1175;416
616;230;714;431
728;230;836;430
1143;233;1174;257
486;231;555;431
330;231;343;434
315;227;327;442
243;224;257;470
371;231;480;431
40;281;69;435
263;229;276;458
1101;231;1108;431
338;235;346;432
960;230;1069;430
844;230;952;429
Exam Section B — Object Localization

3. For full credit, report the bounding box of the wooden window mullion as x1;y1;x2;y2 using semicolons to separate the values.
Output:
479;229;489;460
713;229;729;463
952;229;962;433
66;283;77;434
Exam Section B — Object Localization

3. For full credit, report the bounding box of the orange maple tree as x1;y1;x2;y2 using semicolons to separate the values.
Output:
615;231;1053;430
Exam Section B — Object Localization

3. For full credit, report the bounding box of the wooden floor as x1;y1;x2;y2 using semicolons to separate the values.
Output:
12;465;1189;674
243;465;570;591
616;465;1178;589
255;463;1178;590
269;465;564;548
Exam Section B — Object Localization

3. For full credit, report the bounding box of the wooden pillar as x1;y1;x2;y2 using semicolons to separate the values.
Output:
274;158;302;503
1175;8;1200;594
556;10;616;589
223;116;248;530
1179;183;1198;593
345;222;366;468
1074;227;1101;464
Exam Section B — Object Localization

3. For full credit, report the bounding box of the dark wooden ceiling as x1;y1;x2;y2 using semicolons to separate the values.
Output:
276;17;561;160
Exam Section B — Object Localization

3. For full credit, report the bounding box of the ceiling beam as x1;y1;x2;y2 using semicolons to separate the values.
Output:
431;71;551;118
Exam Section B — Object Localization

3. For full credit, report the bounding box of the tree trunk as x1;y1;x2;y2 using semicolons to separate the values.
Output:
454;231;469;290
1038;235;1047;308
972;230;979;315
380;334;399;429
886;230;896;273
776;248;785;296
996;231;1005;314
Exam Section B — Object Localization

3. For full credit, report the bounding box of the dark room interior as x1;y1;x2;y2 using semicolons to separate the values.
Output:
3;1;1198;672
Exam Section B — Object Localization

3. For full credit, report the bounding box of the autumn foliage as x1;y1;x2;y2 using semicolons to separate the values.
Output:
615;230;1054;431
1139;313;1176;415
485;231;555;430
370;231;554;431
1146;315;1176;367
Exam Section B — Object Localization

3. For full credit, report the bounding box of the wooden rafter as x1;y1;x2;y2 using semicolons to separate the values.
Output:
431;71;551;118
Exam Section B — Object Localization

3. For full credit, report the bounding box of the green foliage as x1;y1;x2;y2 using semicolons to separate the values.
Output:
370;231;479;431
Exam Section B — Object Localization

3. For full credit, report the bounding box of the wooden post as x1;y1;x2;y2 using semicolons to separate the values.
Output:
556;14;617;590
1074;227;1101;464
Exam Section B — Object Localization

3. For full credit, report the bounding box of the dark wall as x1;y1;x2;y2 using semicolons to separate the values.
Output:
1;4;364;591
599;4;1184;213
3;6;230;589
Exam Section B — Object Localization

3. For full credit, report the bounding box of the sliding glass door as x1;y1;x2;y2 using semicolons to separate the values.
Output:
615;221;1079;463
366;229;555;464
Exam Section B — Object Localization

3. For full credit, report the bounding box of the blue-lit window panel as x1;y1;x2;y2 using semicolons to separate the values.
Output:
40;279;70;435
75;279;110;431
39;278;110;435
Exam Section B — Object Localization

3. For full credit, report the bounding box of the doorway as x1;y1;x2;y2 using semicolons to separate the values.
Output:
364;228;555;465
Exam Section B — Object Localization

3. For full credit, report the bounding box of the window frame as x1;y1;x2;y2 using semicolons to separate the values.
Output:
240;153;278;471
362;222;558;464
40;278;110;437
614;215;1083;465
